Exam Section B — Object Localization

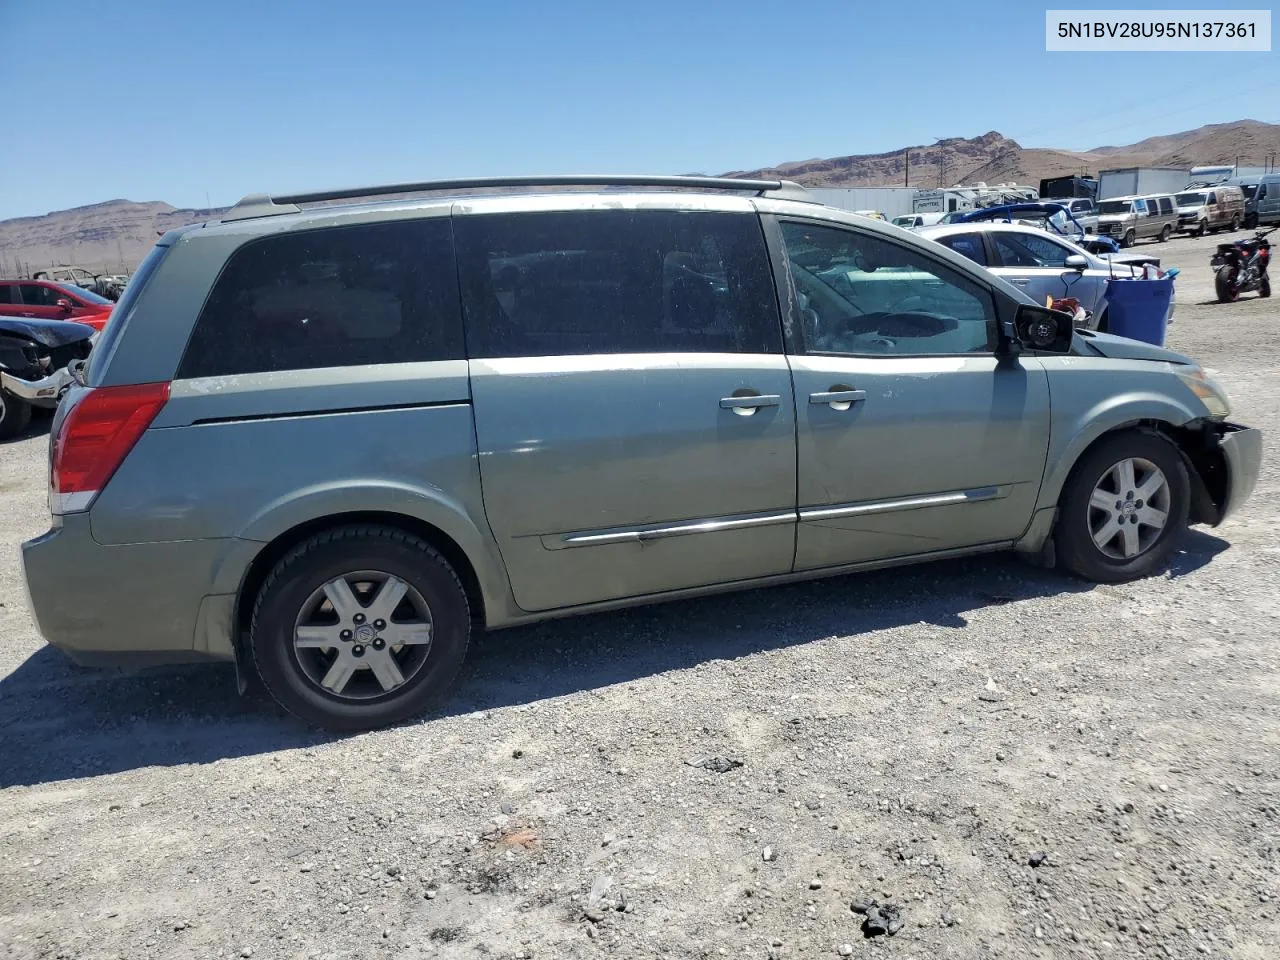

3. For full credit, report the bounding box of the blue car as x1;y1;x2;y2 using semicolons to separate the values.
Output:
957;203;1122;256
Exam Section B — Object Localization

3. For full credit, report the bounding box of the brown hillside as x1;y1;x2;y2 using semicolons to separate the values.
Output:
731;119;1280;188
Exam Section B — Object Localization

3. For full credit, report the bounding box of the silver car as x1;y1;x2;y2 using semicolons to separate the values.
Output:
918;222;1176;332
20;176;1261;731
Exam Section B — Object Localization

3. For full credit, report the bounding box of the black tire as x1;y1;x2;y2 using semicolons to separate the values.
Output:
1262;275;1272;298
0;389;32;441
1229;216;1241;232
1215;266;1240;303
1245;213;1258;230
1158;224;1170;242
1056;431;1190;584
1196;220;1208;238
1122;229;1136;248
250;524;471;731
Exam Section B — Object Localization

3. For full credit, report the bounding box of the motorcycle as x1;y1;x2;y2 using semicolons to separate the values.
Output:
1212;226;1275;303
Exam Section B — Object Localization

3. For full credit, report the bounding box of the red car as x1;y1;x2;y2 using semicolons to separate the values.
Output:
0;280;113;331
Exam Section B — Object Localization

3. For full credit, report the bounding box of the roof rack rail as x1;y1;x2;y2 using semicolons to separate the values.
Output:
220;175;814;221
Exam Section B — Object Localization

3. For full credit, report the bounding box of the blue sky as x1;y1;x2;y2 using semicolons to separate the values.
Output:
2;0;1277;220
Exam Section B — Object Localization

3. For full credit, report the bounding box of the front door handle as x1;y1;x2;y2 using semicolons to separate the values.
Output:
1006;278;1029;286
720;393;781;414
809;389;867;411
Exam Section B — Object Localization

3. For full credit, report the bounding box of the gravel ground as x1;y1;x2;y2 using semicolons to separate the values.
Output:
2;230;1278;960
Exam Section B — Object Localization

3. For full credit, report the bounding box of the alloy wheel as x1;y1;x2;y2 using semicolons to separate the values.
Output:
1087;458;1170;560
292;570;434;700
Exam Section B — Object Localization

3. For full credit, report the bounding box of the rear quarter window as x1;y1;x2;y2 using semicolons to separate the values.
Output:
87;243;169;385
177;218;463;378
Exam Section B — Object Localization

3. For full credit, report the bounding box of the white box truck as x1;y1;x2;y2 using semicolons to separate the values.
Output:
1098;167;1191;200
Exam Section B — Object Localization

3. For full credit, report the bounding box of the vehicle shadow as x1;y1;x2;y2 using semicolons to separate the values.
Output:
0;407;53;444
0;532;1229;789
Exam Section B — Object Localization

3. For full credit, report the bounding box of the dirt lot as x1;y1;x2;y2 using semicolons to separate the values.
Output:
2;229;1278;960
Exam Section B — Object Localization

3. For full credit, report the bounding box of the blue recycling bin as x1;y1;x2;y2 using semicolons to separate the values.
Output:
1104;276;1175;347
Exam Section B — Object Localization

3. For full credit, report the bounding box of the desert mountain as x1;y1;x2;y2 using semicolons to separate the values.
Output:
0;200;226;278
3;120;1278;276
728;119;1280;189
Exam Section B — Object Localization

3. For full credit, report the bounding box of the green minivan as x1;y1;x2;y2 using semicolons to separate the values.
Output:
21;176;1261;730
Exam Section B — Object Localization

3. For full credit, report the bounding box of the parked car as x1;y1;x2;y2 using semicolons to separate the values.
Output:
20;175;1260;731
892;213;944;229
1175;185;1245;236
0;280;114;331
918;222;1175;332
31;266;129;302
1060;197;1099;234
0;316;95;439
1096;195;1179;247
1256;174;1280;226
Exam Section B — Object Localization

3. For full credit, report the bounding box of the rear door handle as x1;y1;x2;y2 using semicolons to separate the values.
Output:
809;389;867;407
720;393;781;411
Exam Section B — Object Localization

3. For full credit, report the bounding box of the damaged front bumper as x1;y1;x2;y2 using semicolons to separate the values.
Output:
1;365;74;407
1187;422;1262;527
1216;424;1262;524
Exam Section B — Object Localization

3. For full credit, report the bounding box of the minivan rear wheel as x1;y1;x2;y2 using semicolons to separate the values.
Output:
1055;432;1189;583
250;525;470;731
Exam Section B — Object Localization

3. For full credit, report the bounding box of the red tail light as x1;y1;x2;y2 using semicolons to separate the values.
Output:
51;382;170;514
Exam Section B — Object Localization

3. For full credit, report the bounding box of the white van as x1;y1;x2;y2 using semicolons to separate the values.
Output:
891;213;945;229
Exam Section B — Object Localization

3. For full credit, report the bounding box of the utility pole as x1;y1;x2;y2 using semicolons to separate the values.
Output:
904;149;910;188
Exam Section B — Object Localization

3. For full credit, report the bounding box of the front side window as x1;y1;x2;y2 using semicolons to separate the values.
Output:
779;221;996;357
177;219;463;378
56;282;111;305
992;231;1074;268
455;210;781;359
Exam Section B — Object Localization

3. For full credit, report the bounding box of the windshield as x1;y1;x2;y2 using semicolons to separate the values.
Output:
1097;200;1132;215
56;282;112;305
1175;192;1207;206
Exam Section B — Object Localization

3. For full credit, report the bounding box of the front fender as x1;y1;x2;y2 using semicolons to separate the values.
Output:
1038;364;1205;511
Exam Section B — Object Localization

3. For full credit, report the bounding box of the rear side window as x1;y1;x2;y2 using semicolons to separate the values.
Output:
178;219;463;378
454;210;781;359
0;284;12;304
935;233;988;266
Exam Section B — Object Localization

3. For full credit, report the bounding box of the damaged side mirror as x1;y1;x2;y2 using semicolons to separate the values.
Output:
1002;303;1074;355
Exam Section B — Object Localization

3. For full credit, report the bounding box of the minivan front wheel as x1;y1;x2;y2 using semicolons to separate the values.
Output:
251;525;470;731
1122;229;1136;248
1056;432;1189;583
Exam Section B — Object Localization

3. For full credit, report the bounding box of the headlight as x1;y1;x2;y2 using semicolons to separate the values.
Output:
1177;367;1231;418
